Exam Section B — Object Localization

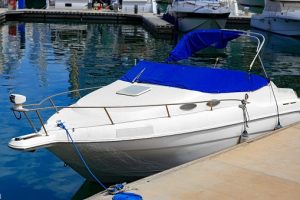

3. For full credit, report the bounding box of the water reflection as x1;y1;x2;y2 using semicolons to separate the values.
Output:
0;22;174;200
253;29;300;94
0;22;300;200
71;180;103;200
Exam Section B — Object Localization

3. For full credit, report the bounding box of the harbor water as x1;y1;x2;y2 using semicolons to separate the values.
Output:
0;22;299;200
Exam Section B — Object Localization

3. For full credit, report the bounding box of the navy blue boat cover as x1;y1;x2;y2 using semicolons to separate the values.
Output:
166;29;242;62
120;61;269;93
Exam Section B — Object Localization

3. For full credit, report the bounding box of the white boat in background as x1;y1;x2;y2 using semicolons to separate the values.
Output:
8;30;300;183
238;0;264;7
251;0;300;36
51;0;89;9
164;0;231;32
121;0;155;13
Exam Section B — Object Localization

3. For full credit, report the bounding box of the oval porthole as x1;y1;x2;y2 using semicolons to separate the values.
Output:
180;103;197;111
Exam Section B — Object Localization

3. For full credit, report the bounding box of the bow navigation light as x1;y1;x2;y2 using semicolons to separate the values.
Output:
9;94;27;111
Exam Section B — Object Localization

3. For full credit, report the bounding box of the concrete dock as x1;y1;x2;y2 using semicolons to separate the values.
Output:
1;9;252;37
4;9;174;37
87;122;300;200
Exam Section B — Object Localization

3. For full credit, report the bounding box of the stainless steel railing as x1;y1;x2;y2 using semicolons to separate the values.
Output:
11;86;246;136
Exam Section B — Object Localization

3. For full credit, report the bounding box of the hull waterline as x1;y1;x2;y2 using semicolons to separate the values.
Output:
177;17;228;32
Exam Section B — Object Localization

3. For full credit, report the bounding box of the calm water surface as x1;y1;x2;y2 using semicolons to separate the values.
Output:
0;22;299;200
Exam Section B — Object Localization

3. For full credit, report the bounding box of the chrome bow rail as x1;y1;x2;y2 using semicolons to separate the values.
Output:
11;86;248;136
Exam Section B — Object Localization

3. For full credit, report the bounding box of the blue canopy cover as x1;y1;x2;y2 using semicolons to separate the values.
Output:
120;61;269;93
166;29;242;62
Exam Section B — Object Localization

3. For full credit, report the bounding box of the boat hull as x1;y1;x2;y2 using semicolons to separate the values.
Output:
177;15;229;32
251;15;300;37
47;111;300;183
48;136;241;182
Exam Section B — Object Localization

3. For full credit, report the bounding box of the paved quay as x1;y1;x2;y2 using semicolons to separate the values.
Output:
142;13;173;35
5;9;174;37
87;122;300;200
3;9;252;36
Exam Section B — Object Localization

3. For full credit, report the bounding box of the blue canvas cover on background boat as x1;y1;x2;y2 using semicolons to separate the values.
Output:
120;60;269;93
166;29;242;62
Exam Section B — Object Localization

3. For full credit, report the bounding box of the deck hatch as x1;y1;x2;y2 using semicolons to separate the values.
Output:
116;85;151;96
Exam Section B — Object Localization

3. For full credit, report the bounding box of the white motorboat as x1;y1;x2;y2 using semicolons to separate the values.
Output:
164;0;231;32
238;0;264;7
52;0;89;9
9;30;300;183
251;0;300;36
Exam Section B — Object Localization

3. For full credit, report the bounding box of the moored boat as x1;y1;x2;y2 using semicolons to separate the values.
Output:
251;0;300;36
9;29;300;183
163;0;231;32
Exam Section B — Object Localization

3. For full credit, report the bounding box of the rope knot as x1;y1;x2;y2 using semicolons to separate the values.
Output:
107;183;126;195
56;120;65;129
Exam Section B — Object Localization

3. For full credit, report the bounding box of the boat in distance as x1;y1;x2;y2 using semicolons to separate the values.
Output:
9;29;300;183
163;0;231;32
251;0;300;36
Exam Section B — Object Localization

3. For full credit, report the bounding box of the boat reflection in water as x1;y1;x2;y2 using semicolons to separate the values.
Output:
71;180;103;200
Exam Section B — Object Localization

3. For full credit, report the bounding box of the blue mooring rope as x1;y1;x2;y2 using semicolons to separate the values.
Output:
57;120;143;199
56;120;107;190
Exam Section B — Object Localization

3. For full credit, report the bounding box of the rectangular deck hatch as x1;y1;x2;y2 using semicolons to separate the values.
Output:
116;85;151;96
